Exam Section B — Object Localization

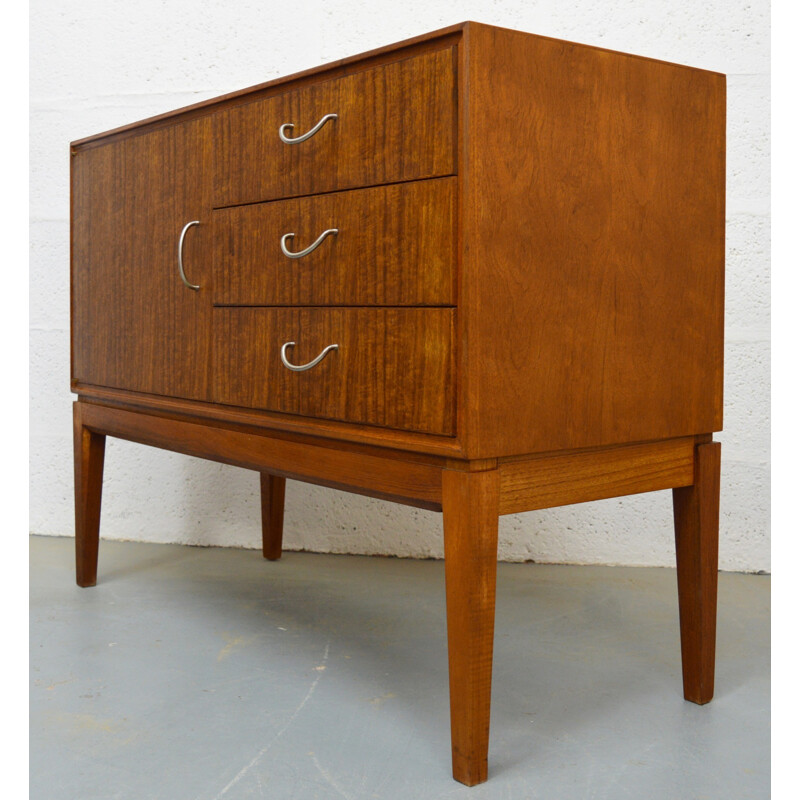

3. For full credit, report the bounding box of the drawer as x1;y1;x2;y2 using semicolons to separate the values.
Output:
213;178;456;306
213;308;455;435
214;47;456;206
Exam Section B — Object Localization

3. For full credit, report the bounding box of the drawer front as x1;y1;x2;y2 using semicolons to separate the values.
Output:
214;48;456;206
213;308;455;435
214;178;456;306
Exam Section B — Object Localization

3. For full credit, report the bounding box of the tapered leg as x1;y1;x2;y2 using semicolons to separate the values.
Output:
73;402;106;588
442;468;500;786
672;440;721;704
260;474;286;561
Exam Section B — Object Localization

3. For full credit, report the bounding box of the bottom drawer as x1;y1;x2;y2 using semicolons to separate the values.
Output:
213;308;455;435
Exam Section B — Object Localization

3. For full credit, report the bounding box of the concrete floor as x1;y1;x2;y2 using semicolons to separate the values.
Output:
30;536;769;800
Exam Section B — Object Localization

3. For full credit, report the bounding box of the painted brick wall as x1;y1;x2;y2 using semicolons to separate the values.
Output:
30;0;770;571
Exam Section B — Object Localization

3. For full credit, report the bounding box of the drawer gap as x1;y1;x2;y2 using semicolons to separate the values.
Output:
212;173;457;212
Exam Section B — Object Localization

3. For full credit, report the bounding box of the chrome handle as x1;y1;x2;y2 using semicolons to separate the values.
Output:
279;113;338;144
280;341;338;372
178;220;200;290
280;228;338;259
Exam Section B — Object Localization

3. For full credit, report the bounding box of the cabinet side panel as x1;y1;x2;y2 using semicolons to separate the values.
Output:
462;24;725;458
72;145;116;389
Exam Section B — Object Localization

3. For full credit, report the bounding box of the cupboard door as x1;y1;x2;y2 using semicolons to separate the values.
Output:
71;118;213;400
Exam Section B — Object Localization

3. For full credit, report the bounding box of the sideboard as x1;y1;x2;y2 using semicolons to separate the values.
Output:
70;21;725;786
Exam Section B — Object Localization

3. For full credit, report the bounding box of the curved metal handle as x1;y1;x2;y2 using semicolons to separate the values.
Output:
280;228;338;259
280;341;339;372
178;220;200;290
279;113;338;144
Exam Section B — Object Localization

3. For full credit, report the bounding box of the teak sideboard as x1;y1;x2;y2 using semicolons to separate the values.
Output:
70;22;725;786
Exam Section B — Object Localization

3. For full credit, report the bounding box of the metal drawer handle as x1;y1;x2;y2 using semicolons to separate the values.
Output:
178;220;200;290
279;113;338;144
280;341;338;372
280;228;338;259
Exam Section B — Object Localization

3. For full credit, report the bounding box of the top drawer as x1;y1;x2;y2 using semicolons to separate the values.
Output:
214;47;457;206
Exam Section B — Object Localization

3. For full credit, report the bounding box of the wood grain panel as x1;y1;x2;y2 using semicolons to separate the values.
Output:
214;178;456;305
71;118;214;400
499;437;695;515
460;23;726;458
214;47;456;205
213;308;455;435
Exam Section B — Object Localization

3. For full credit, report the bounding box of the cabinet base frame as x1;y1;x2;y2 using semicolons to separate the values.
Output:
73;398;720;786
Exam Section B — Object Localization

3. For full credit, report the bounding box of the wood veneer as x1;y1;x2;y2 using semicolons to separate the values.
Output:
70;21;725;787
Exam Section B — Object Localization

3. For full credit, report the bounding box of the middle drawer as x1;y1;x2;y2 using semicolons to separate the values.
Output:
213;178;456;306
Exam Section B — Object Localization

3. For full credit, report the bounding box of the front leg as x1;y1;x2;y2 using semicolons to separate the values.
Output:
442;467;500;786
260;474;286;560
672;440;721;704
73;402;106;587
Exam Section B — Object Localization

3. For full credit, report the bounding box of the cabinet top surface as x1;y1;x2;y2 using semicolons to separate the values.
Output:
70;20;723;150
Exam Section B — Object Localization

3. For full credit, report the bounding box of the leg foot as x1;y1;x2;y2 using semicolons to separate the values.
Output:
73;402;106;588
442;468;500;786
260;474;286;561
672;440;721;704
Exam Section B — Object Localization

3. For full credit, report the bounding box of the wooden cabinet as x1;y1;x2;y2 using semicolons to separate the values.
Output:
70;22;725;787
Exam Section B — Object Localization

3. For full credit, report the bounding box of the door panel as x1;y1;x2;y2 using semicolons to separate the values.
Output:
71;118;213;400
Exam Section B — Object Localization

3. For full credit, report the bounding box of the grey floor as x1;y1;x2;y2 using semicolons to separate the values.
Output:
30;536;769;800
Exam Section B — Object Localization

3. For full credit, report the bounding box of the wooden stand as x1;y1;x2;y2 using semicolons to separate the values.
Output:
73;399;720;785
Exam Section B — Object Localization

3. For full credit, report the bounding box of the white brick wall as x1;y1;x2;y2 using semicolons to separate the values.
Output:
30;1;770;572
